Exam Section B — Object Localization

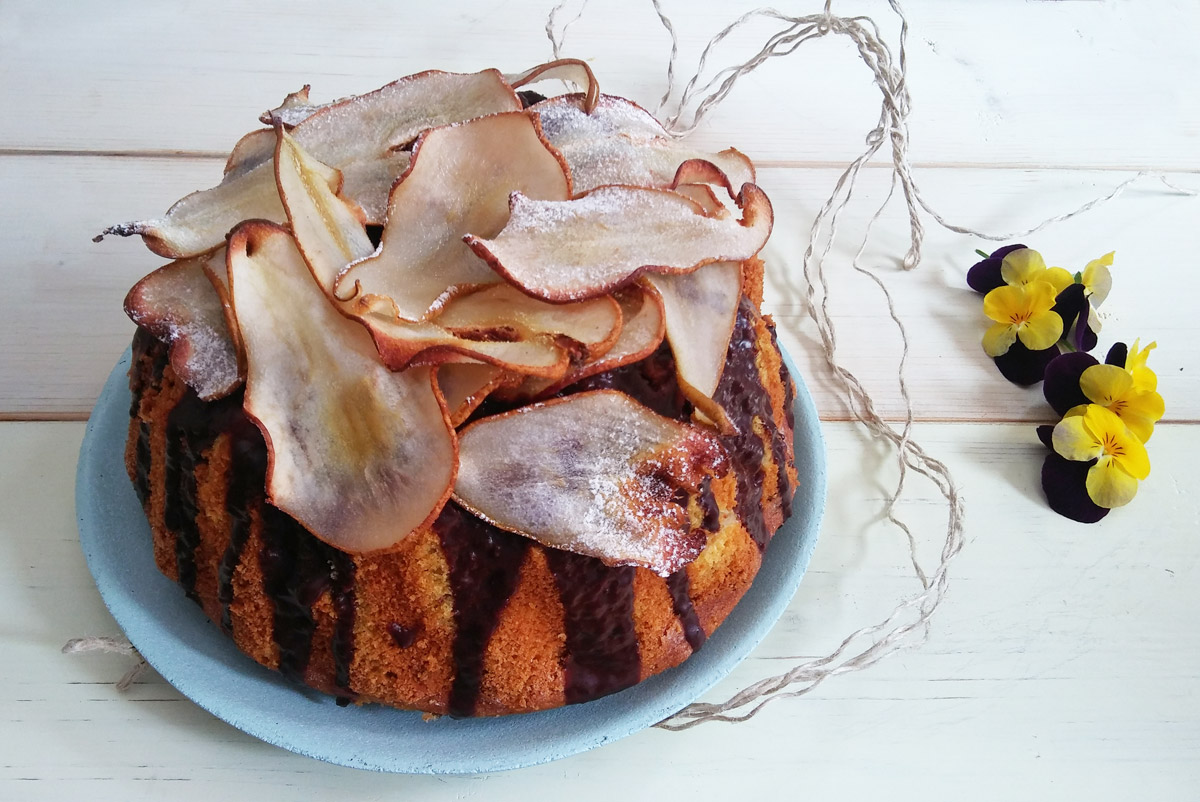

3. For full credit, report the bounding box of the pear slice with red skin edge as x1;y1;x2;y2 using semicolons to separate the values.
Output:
224;129;276;178
275;128;570;377
643;261;743;433
124;247;242;401
454;389;728;576
436;363;506;427
101;69;521;257
336;110;571;320
356;295;570;378
506;59;599;113
275;128;373;297
670;183;730;219
530;93;755;193
434;284;621;360
466;182;772;302
99;157;340;260
505;285;665;402
226;221;456;554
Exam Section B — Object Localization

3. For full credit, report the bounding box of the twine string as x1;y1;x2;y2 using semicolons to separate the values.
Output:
62;636;148;691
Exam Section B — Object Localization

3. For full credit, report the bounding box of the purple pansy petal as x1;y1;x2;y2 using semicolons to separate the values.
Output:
1105;342;1128;366
1052;283;1086;333
1041;453;1109;523
967;243;1027;294
1036;424;1055;449
1042;351;1098;414
993;340;1060;386
1073;299;1098;353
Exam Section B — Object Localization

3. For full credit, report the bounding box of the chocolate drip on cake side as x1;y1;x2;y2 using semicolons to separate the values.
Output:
544;550;641;704
258;504;357;696
163;390;229;603
218;415;267;633
711;303;794;550
666;476;722;652
435;503;530;718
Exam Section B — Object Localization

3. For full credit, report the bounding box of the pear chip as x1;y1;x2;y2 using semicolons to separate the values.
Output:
454;390;728;575
227;222;457;554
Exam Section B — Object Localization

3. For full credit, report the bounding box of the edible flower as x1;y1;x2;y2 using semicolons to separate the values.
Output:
1043;341;1164;441
1050;404;1150;508
982;281;1063;357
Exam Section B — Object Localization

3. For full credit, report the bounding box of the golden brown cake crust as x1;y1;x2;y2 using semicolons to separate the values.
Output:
125;299;798;716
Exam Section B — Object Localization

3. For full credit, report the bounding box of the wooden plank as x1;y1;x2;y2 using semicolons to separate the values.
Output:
4;154;1196;421
4;420;1196;795
1;0;1197;169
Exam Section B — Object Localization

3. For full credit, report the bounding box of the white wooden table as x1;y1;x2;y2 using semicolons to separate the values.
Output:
3;1;1198;798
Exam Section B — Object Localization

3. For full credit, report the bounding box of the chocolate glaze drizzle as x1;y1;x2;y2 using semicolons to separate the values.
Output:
544;550;641;704
131;299;796;711
434;503;530;718
666;571;706;651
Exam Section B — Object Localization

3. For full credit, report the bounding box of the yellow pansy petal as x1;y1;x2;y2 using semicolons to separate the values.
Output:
982;323;1018;357
1080;364;1133;405
1000;248;1046;285
1044;266;1075;294
1016;309;1063;350
1052;415;1102;462
982;284;1026;324
1130;365;1157;393
1082;252;1113;305
1063;404;1088;419
1082;405;1151;480
1086;456;1139;508
1024;279;1060;311
1126;389;1165;420
1124;414;1157;444
1126;340;1158;391
1125;339;1156;371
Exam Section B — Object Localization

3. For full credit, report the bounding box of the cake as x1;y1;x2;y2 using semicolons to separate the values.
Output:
109;61;798;716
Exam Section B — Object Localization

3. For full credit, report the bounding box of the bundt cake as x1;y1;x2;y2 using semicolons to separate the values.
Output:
109;61;798;716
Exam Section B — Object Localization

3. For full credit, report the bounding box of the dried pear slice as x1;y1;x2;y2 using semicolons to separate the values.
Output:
466;183;773;302
436;363;506;426
101;157;339;259
506;58;599;113
276;131;571;377
124;248;241;401
275;129;372;295
102;69;521;257
504;285;664;402
643;261;742;430
671;183;730;218
227;221;457;554
531;93;755;193
357;299;570;377
454;390;728;576
435;284;621;359
224;128;276;177
259;84;334;128
337;111;571;319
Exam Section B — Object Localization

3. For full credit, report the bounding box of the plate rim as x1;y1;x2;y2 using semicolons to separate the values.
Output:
75;344;825;774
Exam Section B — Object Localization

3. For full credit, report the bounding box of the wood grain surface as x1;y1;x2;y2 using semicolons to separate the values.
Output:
2;0;1197;797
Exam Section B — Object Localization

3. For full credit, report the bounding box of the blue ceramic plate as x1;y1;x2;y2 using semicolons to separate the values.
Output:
76;346;825;774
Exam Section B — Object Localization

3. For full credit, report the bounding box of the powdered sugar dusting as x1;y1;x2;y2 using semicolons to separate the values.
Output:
454;390;727;575
469;185;771;301
531;94;754;192
125;251;241;400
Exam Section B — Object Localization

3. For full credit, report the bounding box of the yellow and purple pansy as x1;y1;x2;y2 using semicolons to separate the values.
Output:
1036;340;1163;522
